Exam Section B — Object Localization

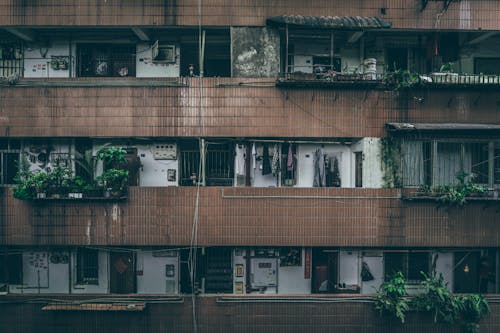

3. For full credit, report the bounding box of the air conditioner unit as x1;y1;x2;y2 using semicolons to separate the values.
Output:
152;41;176;63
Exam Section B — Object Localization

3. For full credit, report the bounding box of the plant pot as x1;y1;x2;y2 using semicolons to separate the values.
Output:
36;192;47;199
68;193;83;199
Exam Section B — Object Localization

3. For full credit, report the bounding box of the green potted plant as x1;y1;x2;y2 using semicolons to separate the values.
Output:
31;171;49;199
47;165;72;198
97;168;129;197
13;169;36;200
97;147;127;170
68;176;87;199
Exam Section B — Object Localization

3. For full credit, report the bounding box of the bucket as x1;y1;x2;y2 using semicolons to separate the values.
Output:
363;58;377;80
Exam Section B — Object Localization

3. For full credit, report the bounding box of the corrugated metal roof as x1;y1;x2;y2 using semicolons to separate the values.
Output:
42;303;146;311
386;123;500;131
266;15;391;29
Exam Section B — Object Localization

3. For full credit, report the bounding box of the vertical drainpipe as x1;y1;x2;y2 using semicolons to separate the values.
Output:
68;250;72;294
330;30;334;71
285;24;289;75
199;30;205;78
201;138;206;186
69;36;72;78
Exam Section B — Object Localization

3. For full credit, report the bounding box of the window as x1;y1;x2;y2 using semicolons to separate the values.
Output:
78;44;136;77
0;43;23;77
0;252;23;284
76;249;99;285
402;140;500;187
179;141;234;186
387;48;408;71
0;139;20;186
474;58;500;75
384;252;429;282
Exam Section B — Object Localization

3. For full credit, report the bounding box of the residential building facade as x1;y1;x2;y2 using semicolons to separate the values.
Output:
1;0;500;331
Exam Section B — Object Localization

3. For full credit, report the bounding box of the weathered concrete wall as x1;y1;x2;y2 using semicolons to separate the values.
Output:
231;27;280;78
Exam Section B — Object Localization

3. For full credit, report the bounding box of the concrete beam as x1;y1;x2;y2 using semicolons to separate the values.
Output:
131;27;150;41
467;31;498;45
3;28;35;42
347;31;364;44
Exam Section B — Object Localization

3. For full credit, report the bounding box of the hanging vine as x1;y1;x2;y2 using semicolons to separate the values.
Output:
380;137;402;188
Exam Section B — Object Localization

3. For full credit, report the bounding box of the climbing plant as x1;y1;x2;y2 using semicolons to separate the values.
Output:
380;137;402;188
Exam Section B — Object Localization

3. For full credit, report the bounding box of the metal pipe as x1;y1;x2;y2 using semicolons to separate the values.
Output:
221;188;401;199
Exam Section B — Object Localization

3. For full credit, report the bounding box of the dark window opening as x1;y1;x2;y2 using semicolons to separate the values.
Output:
312;249;338;293
180;30;230;77
76;249;99;285
495;144;500;185
180;248;203;294
78;44;136;77
387;48;408;71
474;58;500;75
74;139;93;183
470;143;489;184
384;252;429;282
0;139;20;186
0;252;22;284
205;248;233;293
355;152;363;188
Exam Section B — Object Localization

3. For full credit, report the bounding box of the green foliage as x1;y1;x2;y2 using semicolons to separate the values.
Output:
374;271;409;323
412;273;461;324
457;294;490;333
68;176;88;192
380;137;402;188
412;273;489;333
97;147;127;169
417;171;487;206
97;168;129;192
384;69;422;91
439;62;454;73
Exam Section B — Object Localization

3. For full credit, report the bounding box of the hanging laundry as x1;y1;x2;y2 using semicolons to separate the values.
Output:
313;148;326;187
272;144;280;175
252;143;257;169
287;144;294;172
262;143;272;175
235;144;246;176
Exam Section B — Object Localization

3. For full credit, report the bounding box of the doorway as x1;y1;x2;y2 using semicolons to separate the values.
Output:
312;249;338;293
109;252;135;294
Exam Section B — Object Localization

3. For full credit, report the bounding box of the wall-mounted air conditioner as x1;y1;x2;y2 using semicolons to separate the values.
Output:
152;41;176;63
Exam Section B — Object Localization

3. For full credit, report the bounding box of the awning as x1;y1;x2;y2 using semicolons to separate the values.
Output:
386;123;500;132
266;15;391;30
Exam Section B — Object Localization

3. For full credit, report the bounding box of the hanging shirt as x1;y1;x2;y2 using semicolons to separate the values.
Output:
235;144;246;176
272;144;280;175
313;148;326;187
287;144;294;172
252;143;257;169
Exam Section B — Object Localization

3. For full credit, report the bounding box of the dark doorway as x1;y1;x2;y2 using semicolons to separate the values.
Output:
109;252;135;294
387;48;408;71
180;248;203;294
454;252;479;293
205;247;233;293
312;249;338;293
